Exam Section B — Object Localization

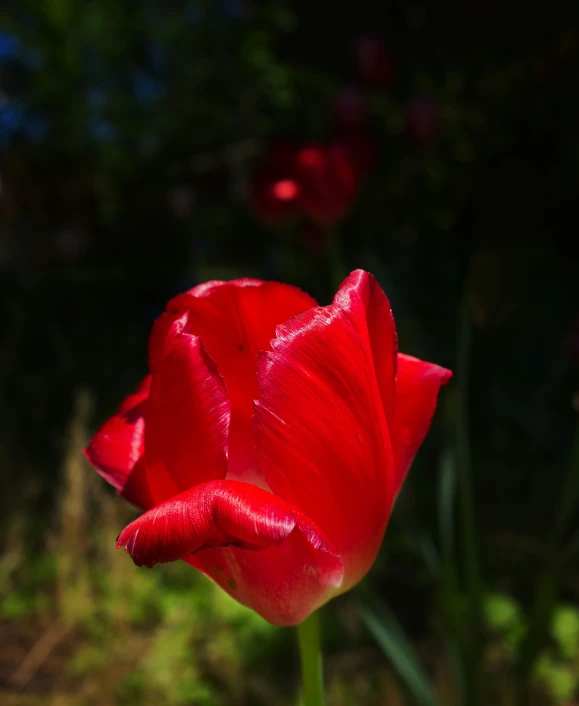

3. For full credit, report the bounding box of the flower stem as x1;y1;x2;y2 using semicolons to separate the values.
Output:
297;611;325;706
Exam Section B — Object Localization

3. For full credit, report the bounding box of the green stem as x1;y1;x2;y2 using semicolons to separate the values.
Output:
297;611;325;706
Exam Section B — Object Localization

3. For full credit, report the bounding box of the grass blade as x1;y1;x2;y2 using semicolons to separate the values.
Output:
357;599;440;706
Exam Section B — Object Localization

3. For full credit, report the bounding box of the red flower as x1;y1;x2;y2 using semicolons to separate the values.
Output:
250;142;301;225
354;35;395;88
295;143;359;226
85;272;451;625
251;136;375;228
250;175;301;224
405;98;440;147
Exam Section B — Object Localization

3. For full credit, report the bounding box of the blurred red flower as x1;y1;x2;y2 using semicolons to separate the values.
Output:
294;143;359;225
85;271;451;625
251;137;373;228
354;34;395;88
250;142;301;224
250;175;301;224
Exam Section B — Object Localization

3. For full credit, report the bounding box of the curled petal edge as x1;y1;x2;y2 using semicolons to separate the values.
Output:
116;480;344;591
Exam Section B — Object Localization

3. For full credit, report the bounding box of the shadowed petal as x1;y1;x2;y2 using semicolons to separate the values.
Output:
120;456;156;510
84;376;151;492
145;330;231;499
391;353;452;497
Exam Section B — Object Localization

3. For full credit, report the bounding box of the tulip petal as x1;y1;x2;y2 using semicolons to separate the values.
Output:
117;478;343;625
117;480;291;566
150;279;317;394
121;456;156;510
254;270;397;588
117;480;342;586
84;376;151;492
187;523;344;625
145;330;231;500
149;279;316;481
150;279;317;378
391;353;453;497
333;269;398;419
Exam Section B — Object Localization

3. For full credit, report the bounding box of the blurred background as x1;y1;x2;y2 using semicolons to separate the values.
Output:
0;1;578;704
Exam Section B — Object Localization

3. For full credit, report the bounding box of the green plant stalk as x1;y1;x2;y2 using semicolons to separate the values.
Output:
438;450;468;703
297;611;325;706
455;286;483;703
357;599;441;706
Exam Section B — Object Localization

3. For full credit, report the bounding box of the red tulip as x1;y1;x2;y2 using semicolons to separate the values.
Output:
85;271;451;625
295;143;359;225
251;138;373;228
250;175;301;224
405;98;440;147
250;142;301;225
354;35;395;88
